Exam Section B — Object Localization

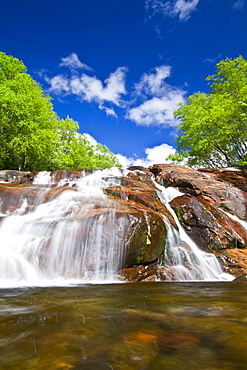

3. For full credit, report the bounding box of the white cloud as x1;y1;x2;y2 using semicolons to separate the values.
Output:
204;54;222;64
99;104;117;117
76;135;177;168
135;65;171;97
146;0;200;21
126;93;185;127
126;65;186;127
59;53;92;71
233;0;245;9
45;55;185;123
70;67;127;105
45;74;70;94
117;143;176;168
116;154;133;168
47;66;128;110
82;133;99;146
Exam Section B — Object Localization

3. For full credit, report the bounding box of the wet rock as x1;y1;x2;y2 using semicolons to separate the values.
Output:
0;182;74;214
1;165;247;279
117;263;160;282
0;170;36;184
117;263;190;282
50;169;93;183
105;175;177;228
157;332;200;353
232;274;247;283
151;164;247;218
221;249;247;278
199;167;247;192
150;164;247;276
170;194;247;252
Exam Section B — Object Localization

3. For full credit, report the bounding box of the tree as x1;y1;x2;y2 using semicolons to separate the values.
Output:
58;132;121;170
0;52;121;170
169;56;247;168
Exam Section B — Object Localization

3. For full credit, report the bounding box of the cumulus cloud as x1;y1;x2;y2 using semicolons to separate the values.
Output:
82;133;99;146
45;74;70;94
69;67;127;105
46;59;128;109
59;53;92;71
135;65;171;97
117;143;176;168
75;134;176;168
146;0;200;21
115;153;133;168
126;93;185;127
45;54;185;123
126;65;186;127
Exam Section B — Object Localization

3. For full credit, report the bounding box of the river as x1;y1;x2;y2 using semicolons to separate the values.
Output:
0;282;246;369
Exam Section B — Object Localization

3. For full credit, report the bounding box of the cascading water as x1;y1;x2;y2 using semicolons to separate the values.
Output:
0;168;128;287
155;183;233;281
0;168;233;287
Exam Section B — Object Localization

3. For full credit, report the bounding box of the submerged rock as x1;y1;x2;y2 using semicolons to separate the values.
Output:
232;274;247;283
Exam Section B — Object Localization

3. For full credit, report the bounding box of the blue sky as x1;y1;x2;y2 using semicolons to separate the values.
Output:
1;0;247;166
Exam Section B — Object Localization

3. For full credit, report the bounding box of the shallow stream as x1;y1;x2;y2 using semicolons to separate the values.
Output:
0;282;246;369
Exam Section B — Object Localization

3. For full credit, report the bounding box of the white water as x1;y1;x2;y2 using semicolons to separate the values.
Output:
223;210;247;232
0;168;127;287
0;169;233;287
155;183;233;281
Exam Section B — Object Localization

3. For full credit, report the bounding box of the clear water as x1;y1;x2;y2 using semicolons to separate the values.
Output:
0;283;246;369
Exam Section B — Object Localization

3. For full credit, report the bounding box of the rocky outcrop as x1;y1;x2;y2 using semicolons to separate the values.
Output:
150;164;247;277
0;169;168;272
1;166;247;280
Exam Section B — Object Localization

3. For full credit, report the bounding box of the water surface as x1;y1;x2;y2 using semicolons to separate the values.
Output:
0;282;246;369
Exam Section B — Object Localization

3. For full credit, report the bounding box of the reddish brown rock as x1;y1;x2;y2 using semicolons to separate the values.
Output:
0;174;168;271
151;164;247;218
219;249;247;278
0;182;74;215
170;193;247;251
199;167;247;192
150;164;247;277
0;170;36;184
105;173;177;228
1;166;247;280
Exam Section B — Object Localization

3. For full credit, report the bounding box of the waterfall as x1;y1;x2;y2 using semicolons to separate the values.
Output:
0;168;233;287
222;210;247;232
155;183;233;281
0;168;127;287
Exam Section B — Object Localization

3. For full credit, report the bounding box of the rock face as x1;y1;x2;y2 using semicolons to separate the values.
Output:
150;164;247;277
0;166;247;281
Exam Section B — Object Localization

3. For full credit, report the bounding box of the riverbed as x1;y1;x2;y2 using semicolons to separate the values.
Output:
0;282;246;369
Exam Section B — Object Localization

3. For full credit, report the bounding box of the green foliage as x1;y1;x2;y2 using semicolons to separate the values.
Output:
169;56;247;168
59;133;121;170
0;52;121;170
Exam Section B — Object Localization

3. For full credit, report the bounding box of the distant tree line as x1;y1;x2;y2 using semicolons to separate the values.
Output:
168;56;247;168
0;52;121;171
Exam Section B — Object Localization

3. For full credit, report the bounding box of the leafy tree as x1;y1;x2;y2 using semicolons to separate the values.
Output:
169;56;247;168
0;52;121;170
59;132;121;170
